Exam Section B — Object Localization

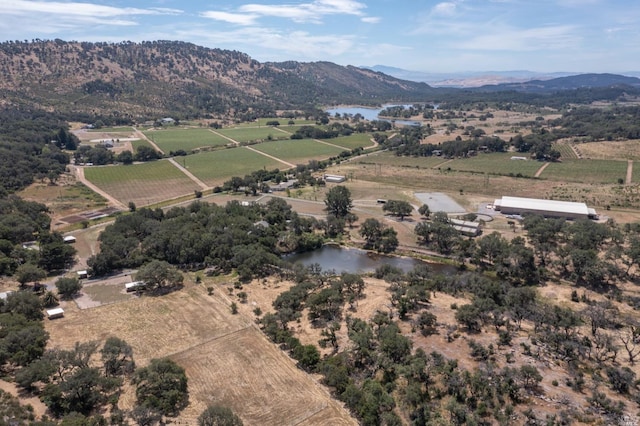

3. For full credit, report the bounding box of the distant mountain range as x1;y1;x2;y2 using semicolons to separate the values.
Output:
365;65;640;88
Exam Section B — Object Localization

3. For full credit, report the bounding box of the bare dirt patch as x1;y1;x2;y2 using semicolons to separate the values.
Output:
45;283;356;424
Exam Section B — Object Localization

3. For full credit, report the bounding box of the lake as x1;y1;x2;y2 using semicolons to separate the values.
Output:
284;245;455;275
325;105;421;126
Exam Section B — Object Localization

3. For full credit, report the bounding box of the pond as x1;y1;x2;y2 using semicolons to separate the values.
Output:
284;245;455;275
325;105;421;126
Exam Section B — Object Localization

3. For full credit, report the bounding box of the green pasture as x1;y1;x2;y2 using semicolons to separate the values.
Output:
142;128;229;152
131;139;153;151
355;151;450;169
321;134;375;150
542;159;628;184
84;160;198;206
632;163;640;184
184;148;284;185
216;127;288;143
446;153;543;177
553;143;579;160
252;139;345;164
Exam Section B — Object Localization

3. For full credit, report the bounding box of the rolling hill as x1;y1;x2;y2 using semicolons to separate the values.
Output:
0;40;436;120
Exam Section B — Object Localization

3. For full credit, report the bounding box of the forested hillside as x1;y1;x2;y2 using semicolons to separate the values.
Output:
0;40;435;120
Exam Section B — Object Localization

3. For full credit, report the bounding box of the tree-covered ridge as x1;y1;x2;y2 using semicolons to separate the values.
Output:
87;199;324;280
0;40;437;119
0;108;73;194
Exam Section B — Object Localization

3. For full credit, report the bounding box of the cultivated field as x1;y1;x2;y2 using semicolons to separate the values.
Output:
355;151;450;169
552;141;579;159
446;152;544;177
320;133;376;150
541;159;628;184
143;128;230;152
183;147;285;186
217;126;288;143
84;160;199;206
45;284;356;425
252;139;345;164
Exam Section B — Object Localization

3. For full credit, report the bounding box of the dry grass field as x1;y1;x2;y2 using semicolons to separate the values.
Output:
45;284;356;425
576;140;640;160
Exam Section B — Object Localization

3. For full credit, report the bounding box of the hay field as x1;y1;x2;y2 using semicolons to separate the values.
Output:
45;285;356;425
575;140;640;160
143;128;229;152
252;139;344;164
184;147;284;186
84;160;199;206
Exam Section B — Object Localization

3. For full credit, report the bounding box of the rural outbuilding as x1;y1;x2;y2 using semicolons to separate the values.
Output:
323;174;346;183
125;281;146;292
46;308;64;320
493;196;598;220
77;270;88;279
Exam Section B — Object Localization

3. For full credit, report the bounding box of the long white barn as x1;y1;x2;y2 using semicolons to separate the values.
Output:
493;196;598;220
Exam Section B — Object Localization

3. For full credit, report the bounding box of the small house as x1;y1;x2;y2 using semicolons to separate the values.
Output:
46;308;64;320
63;236;76;244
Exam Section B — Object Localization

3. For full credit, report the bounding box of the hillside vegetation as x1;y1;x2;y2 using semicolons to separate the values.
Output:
0;40;435;120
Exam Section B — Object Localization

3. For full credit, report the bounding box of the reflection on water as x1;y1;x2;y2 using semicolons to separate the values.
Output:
284;245;454;275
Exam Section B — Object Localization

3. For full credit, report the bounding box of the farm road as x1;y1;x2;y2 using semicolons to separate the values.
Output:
71;165;127;210
168;158;209;189
244;145;296;168
208;128;239;145
534;162;550;178
133;127;165;154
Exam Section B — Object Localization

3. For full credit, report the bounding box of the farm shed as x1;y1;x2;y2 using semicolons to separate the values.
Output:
63;236;76;244
125;281;146;292
323;174;346;183
493;196;597;220
46;308;64;320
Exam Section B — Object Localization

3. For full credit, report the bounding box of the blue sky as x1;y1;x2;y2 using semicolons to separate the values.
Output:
1;0;639;73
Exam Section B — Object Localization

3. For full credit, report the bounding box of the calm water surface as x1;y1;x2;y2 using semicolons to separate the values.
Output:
284;245;455;275
325;105;421;126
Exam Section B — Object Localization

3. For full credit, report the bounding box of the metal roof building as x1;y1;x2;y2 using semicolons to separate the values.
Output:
493;196;597;220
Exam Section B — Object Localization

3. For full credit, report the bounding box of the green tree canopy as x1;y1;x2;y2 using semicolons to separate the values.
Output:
133;358;189;416
134;260;184;292
324;186;353;218
199;404;244;426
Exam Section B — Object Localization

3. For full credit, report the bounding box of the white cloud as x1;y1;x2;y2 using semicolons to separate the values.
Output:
173;25;357;60
203;0;368;25
361;16;381;24
200;11;258;26
431;2;458;17
3;0;181;18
